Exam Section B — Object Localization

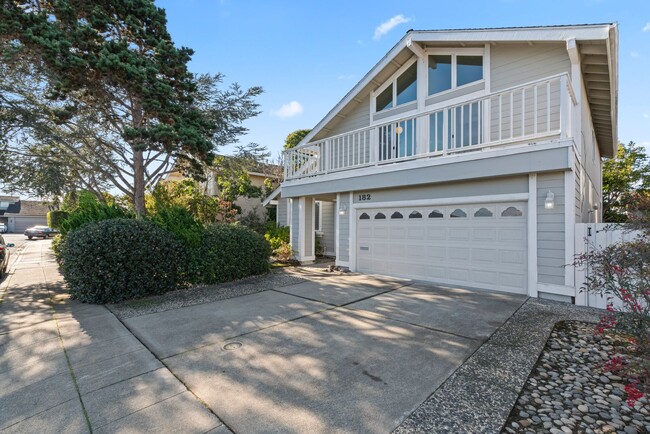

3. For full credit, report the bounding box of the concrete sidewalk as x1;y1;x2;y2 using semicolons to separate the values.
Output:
0;239;226;433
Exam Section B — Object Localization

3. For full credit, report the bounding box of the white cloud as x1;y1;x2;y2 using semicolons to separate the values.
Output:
643;22;650;32
271;101;303;118
373;14;411;40
631;51;640;58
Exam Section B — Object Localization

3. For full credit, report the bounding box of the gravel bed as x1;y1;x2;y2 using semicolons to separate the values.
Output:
502;321;650;434
107;269;308;319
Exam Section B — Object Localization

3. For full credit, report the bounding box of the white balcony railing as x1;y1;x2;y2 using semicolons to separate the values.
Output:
284;74;577;180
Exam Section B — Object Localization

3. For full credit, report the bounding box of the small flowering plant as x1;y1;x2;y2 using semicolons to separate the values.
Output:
574;238;650;406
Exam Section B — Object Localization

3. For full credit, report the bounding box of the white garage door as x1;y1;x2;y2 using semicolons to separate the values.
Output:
13;217;48;233
356;202;527;294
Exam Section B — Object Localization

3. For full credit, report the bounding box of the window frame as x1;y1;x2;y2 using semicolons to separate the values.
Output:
372;57;419;115
314;200;323;233
426;48;485;98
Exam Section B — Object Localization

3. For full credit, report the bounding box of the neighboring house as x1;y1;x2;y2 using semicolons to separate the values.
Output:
0;197;50;232
167;161;281;221
277;24;618;304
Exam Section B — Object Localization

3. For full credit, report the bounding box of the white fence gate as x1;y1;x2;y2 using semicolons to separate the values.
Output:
574;223;643;309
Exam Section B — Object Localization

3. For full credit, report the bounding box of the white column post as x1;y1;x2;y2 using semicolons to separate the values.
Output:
527;174;538;298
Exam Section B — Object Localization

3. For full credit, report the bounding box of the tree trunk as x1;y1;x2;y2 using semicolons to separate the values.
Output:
133;149;146;217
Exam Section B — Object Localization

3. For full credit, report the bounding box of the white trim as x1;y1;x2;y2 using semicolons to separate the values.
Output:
335;193;340;261
283;140;573;189
527;174;538;297
314;200;323;232
298;197;306;261
538;282;576;298
262;186;281;206
564;169;576;288
372;57;418;118
424;48;485;97
349;192;356;272
484;43;491;93
310;198;316;258
351;193;530;210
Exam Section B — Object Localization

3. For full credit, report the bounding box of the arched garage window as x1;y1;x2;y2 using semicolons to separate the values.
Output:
409;211;422;219
391;211;403;219
501;206;523;217
450;209;467;218
474;207;493;217
428;210;444;218
359;213;370;220
375;212;386;220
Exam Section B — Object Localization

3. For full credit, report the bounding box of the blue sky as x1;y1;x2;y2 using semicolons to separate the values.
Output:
157;0;650;158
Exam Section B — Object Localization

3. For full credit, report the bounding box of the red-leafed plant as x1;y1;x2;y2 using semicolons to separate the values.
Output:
574;199;650;407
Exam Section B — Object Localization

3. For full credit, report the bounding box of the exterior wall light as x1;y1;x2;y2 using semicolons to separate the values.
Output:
545;190;555;209
395;125;404;135
338;204;347;216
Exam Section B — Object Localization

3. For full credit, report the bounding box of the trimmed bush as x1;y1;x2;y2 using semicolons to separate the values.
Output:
194;224;271;284
60;203;133;236
148;205;203;248
59;219;184;303
47;210;69;230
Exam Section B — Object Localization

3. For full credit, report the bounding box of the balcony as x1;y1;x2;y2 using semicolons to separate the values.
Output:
284;74;577;181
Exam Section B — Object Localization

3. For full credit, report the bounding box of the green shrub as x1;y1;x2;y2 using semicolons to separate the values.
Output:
264;224;290;251
60;202;133;236
59;219;184;303
51;234;63;261
194;224;271;284
148;205;203;247
47;210;69;230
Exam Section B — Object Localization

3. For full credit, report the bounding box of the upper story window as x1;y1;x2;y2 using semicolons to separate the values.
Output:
428;51;484;96
375;61;417;112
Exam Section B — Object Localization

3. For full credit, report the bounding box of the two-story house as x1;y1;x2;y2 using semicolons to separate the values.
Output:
275;24;618;304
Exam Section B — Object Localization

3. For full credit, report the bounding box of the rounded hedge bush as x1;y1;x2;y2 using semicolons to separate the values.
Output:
194;223;271;284
59;218;184;303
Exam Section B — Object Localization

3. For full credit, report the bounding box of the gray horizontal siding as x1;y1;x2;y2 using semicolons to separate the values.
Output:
537;172;565;285
491;44;571;92
321;95;370;139
277;197;288;226
351;175;528;204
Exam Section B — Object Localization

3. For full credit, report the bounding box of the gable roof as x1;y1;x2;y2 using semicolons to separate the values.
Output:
298;23;618;158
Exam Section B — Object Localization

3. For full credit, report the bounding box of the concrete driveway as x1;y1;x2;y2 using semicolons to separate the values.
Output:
124;273;526;434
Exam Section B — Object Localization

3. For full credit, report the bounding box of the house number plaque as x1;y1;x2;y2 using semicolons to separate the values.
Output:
358;194;372;201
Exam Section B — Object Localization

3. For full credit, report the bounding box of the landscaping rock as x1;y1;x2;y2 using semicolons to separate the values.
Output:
501;321;650;434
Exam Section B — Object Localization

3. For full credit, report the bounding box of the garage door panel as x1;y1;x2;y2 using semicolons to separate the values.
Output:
406;226;426;240
356;201;527;294
472;227;497;242
448;228;470;241
473;248;499;263
426;227;446;240
448;247;470;262
500;272;527;289
500;250;526;266
473;269;499;285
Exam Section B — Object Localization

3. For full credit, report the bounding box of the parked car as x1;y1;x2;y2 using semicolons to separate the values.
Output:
0;235;13;276
0;223;7;233
24;226;58;240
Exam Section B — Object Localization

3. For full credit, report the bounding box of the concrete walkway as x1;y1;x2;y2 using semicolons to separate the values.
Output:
0;238;226;433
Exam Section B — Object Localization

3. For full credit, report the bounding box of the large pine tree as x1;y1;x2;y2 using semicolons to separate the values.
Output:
0;0;261;215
